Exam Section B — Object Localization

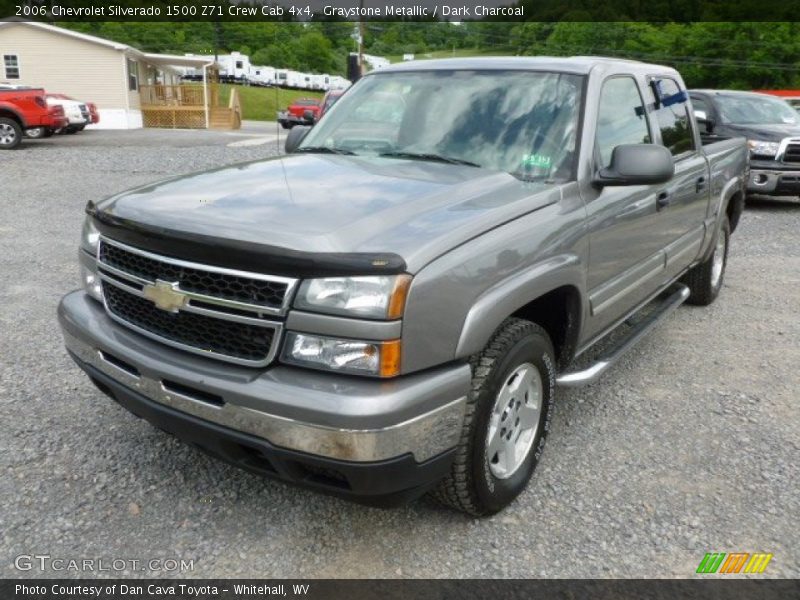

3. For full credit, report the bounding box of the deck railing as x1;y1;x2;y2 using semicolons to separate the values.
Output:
139;84;219;108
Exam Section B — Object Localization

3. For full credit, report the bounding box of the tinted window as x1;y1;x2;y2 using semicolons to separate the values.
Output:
648;79;694;156
596;77;651;168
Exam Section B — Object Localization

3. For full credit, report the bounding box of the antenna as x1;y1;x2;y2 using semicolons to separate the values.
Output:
275;82;280;154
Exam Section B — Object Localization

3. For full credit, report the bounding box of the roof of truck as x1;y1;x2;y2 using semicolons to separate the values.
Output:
690;89;777;97
376;56;675;75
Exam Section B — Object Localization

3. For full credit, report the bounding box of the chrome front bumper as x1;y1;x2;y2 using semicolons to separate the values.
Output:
747;168;800;194
59;291;469;464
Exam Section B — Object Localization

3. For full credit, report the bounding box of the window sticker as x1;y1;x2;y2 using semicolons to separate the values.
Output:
521;154;552;169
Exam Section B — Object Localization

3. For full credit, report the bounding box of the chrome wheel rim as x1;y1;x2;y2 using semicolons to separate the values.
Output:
486;362;542;480
0;123;17;146
711;231;727;289
26;127;43;138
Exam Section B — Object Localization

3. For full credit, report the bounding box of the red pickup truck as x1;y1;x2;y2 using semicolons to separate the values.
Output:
277;98;321;129
0;86;68;149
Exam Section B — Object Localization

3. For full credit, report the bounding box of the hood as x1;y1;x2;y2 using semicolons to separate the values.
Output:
722;122;800;142
92;154;557;275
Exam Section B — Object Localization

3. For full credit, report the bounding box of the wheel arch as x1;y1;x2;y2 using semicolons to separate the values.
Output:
455;255;584;370
0;106;25;126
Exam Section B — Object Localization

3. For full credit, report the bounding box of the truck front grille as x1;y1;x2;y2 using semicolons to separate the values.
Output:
96;238;294;367
99;241;289;310
103;284;276;364
783;143;800;163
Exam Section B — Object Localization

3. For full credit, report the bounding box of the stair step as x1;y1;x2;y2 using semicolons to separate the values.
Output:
556;283;690;387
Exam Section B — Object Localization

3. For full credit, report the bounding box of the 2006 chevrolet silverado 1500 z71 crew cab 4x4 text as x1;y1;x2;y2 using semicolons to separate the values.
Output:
58;57;748;515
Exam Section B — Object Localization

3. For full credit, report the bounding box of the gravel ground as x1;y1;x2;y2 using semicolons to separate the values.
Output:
1;129;798;579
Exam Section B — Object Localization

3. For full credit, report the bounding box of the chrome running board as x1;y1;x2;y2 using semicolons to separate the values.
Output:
556;283;690;387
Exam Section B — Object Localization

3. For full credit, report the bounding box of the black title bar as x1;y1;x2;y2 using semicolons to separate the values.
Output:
4;0;800;22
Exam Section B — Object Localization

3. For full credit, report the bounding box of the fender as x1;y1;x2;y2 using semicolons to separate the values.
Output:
698;173;743;264
455;253;583;359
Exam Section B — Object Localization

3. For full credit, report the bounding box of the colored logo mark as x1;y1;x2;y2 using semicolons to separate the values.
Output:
696;552;773;574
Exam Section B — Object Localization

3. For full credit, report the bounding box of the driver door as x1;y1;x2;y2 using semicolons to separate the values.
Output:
582;75;668;341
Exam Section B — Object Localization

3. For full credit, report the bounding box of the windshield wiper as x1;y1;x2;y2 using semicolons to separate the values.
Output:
379;151;481;167
295;146;356;155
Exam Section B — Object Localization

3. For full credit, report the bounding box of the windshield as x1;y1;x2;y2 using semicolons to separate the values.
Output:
299;70;584;181
716;94;799;125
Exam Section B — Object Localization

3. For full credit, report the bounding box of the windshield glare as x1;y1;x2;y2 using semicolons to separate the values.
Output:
300;70;584;181
716;94;799;125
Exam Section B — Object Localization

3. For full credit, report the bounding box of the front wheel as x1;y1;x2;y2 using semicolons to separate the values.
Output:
0;117;23;149
682;217;730;306
431;318;555;516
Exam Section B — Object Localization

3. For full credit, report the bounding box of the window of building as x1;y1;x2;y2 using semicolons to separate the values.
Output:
3;55;20;79
127;58;138;91
596;76;651;168
647;78;695;157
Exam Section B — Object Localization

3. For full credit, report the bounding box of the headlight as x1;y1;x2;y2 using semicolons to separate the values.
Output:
80;216;100;255
294;274;411;319
747;140;780;157
282;332;401;377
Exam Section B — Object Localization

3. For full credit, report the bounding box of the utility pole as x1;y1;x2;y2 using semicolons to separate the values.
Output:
358;0;365;78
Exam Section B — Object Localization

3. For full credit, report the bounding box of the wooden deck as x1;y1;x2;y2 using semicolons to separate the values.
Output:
139;84;241;130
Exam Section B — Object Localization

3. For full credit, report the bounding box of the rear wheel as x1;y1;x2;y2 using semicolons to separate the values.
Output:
25;127;46;139
682;217;730;306
0;117;23;149
431;318;555;516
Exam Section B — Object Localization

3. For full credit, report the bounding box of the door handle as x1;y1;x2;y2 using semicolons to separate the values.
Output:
656;190;671;210
696;176;707;193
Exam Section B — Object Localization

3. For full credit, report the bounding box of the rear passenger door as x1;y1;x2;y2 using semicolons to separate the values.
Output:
645;77;709;280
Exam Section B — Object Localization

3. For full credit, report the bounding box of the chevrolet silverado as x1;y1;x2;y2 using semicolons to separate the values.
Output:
59;57;748;515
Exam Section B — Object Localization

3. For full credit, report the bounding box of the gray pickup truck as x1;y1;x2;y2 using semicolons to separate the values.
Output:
58;57;747;515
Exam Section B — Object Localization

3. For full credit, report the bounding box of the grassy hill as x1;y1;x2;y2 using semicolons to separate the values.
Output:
220;85;324;121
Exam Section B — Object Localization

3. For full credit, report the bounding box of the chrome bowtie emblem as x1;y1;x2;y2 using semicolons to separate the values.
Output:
142;280;187;313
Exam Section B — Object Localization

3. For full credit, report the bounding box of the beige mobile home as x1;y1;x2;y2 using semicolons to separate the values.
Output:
0;20;223;129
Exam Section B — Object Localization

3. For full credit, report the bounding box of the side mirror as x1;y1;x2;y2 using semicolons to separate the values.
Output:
284;125;311;153
594;144;674;186
693;110;716;133
302;109;315;123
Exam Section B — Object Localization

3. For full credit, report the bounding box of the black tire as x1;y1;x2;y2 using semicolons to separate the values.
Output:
682;217;730;306
0;117;23;149
431;318;556;516
64;126;79;135
25;127;46;139
42;129;54;138
280;121;291;130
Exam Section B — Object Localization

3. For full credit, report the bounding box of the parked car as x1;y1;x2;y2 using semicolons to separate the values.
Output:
690;89;800;198
86;102;100;125
59;57;747;515
319;89;345;118
0;85;67;148
45;93;91;134
277;97;321;129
